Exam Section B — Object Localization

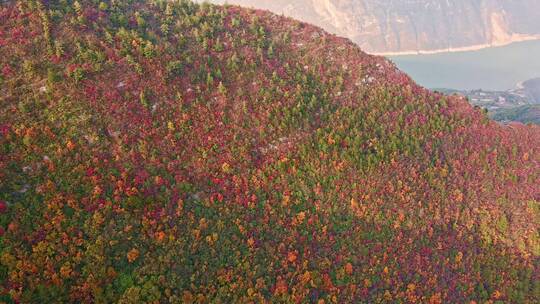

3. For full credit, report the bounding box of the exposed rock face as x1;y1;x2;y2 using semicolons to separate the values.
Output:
205;0;540;54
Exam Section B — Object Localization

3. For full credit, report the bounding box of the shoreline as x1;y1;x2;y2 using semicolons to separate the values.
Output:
371;35;540;57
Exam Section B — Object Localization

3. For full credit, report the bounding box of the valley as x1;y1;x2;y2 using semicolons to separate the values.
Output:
440;81;540;124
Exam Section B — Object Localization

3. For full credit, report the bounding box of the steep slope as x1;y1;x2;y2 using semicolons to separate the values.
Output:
205;0;540;54
522;77;540;104
0;1;539;303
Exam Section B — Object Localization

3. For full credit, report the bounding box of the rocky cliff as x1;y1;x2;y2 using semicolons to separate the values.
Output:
206;0;540;54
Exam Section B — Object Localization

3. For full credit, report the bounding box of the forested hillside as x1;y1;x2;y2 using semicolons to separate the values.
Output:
0;1;539;303
205;0;540;54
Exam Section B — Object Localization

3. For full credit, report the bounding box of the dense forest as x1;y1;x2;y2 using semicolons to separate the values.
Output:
0;1;539;303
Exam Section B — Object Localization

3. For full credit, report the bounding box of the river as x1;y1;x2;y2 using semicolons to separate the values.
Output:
388;39;540;91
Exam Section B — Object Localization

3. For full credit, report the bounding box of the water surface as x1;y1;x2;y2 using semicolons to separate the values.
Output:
389;40;540;91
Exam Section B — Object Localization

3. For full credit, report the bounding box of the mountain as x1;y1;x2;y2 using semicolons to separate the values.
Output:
204;0;540;54
0;1;539;303
521;77;540;104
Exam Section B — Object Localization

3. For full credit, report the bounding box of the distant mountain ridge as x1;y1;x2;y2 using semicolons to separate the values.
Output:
205;0;540;54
